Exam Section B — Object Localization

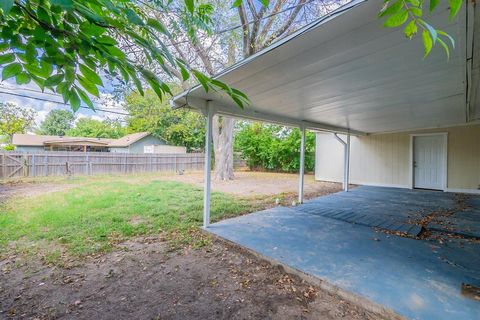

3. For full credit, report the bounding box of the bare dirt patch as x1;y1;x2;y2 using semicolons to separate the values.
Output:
0;238;385;320
160;171;343;198
0;182;73;204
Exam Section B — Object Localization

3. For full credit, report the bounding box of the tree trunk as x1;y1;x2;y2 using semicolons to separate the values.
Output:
212;115;235;180
212;40;236;181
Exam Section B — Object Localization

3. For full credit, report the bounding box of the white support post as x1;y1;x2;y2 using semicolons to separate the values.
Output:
345;133;350;192
334;133;351;192
298;127;306;204
203;102;214;228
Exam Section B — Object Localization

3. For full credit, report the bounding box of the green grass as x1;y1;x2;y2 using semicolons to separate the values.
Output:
0;178;257;259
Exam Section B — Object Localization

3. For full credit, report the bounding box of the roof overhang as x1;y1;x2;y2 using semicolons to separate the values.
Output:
44;140;110;146
172;0;478;135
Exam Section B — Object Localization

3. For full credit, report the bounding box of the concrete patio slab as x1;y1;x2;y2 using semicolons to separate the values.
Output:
208;187;480;320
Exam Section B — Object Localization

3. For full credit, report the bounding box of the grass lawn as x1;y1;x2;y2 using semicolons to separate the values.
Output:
0;176;259;260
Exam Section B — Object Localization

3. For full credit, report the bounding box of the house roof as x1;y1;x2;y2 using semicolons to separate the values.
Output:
172;0;479;135
12;132;151;147
108;132;151;147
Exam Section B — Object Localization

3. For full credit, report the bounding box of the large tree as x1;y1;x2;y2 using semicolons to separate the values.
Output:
158;0;346;180
124;89;205;151
67;117;125;138
38;109;75;136
0;102;36;142
0;0;248;111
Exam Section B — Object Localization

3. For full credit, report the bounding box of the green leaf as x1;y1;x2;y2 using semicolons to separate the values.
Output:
419;19;437;43
15;72;31;85
0;0;14;15
2;63;22;80
96;36;117;46
0;43;9;52
37;7;52;24
0;53;15;65
147;19;169;36
447;0;462;21
125;8;144;26
437;38;450;60
404;20;418;39
422;29;433;58
231;0;243;8
437;30;455;48
69;89;81;112
179;64;190;81
80;22;106;37
378;0;403;18
185;0;194;13
50;0;74;10
192;70;210;92
409;7;422;17
259;0;269;6
383;9;409;27
76;87;95;110
25;43;37;62
78;75;99;96
45;73;64;87
79;64;103;86
429;0;440;13
131;72;144;96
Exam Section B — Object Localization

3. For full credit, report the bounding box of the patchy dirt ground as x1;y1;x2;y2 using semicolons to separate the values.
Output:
0;171;343;203
0;182;73;204
160;171;343;198
0;237;385;320
0;172;370;319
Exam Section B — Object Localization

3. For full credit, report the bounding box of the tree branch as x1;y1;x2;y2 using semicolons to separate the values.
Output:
237;3;251;57
262;0;307;50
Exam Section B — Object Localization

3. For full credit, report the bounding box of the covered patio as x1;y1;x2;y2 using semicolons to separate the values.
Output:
172;0;480;318
209;186;480;319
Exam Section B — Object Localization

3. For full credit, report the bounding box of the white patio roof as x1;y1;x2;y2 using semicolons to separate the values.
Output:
172;0;479;135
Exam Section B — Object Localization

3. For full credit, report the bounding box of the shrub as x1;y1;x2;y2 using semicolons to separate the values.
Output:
2;144;14;151
234;123;315;173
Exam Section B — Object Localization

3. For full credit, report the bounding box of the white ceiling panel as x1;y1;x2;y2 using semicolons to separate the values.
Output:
172;0;476;134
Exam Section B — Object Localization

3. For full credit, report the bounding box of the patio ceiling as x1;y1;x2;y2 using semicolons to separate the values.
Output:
172;0;478;135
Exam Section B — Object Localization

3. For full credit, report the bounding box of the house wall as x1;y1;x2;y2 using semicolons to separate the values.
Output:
15;146;45;153
109;147;129;153
315;124;480;192
129;136;166;153
109;136;166;154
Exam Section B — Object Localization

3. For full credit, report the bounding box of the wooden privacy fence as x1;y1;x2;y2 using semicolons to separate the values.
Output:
0;152;205;179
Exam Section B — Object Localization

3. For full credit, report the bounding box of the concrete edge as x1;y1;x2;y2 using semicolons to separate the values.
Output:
204;230;406;320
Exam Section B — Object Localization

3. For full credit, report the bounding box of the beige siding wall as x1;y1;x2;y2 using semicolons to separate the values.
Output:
315;124;480;191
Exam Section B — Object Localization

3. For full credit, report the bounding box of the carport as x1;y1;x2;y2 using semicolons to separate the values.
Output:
171;0;480;318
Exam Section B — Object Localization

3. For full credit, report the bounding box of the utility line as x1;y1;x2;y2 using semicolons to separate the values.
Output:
0;89;130;116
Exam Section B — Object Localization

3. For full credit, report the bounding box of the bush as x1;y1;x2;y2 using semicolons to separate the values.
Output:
234;123;315;173
2;144;14;151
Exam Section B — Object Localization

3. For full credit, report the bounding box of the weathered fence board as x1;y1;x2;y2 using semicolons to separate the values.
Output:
0;152;205;179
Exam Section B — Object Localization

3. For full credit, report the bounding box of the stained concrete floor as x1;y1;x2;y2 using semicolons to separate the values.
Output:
208;186;480;320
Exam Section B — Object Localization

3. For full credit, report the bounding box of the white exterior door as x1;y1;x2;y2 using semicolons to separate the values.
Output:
413;135;446;190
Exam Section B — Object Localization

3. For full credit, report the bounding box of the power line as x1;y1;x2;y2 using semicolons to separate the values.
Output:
142;0;327;47
0;89;130;116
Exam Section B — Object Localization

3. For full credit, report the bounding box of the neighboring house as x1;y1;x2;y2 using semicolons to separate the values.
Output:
10;132;181;154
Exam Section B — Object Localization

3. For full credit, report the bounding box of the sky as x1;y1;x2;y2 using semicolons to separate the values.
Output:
0;78;127;129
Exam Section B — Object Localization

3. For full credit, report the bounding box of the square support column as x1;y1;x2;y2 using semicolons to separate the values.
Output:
334;132;351;192
298;127;306;204
203;103;214;228
345;133;350;192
